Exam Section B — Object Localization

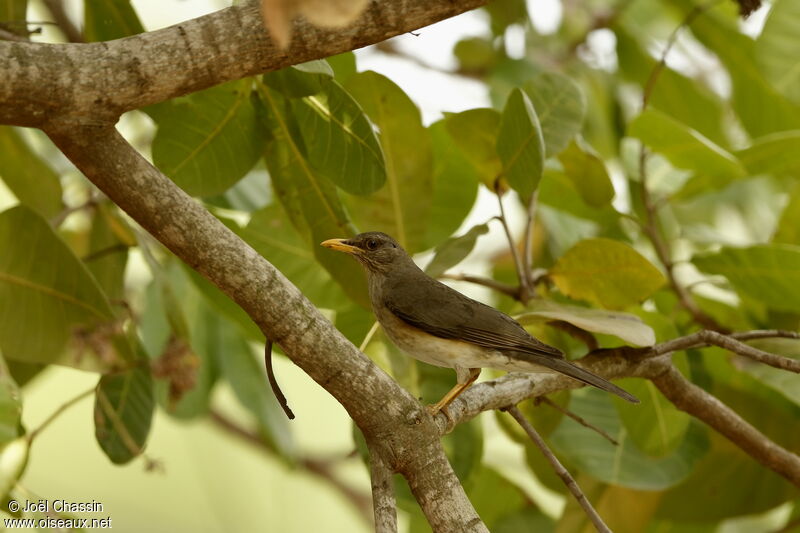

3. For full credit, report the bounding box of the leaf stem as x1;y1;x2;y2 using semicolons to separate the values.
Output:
27;386;96;443
494;181;530;302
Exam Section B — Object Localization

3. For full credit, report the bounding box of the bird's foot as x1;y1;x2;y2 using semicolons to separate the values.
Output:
426;403;456;432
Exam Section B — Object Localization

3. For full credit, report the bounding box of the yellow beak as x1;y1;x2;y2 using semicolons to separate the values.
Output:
321;238;362;255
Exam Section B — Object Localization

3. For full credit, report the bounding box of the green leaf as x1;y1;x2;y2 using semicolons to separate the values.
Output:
291;79;386;195
0;127;62;218
497;88;545;199
344;71;434;253
549;388;710;490
465;467;532;529
516;300;655;346
628;109;745;181
454;37;497;72
425;224;489;279
557;140;614;208
425;120;480;248
85;204;130;302
494;508;554;533
737;130;800;177
674;0;800;137
444;418;483;484
0;205;122;366
524;72;586;157
737;338;800;407
263;60;334;97
216;339;295;459
0;0;27;34
94;366;154;464
83;0;145;42
0;357;21;446
152;80;267;197
756;0;800;105
614;373;692;458
693;244;800;313
615;26;728;146
259;85;368;307
775;181;800;245
538;169;623;235
550;238;666;309
238;204;348;309
327;52;357;83
444;108;503;188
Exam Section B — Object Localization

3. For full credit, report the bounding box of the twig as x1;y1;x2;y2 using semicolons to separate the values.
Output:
265;340;295;420
651;330;800;373
506;405;612;533
208;409;374;521
730;330;800;341
521;190;539;301
359;321;381;352
27;387;96;442
42;0;84;43
494;182;530;301
637;1;726;332
372;40;480;79
537;396;618;445
367;439;398;533
0;27;28;42
50;194;99;227
652;365;800;486
546;320;599;351
440;272;519;299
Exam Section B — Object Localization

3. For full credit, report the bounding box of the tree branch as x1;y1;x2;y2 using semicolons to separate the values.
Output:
652;365;800;486
438;329;800;487
41;0;84;43
1;0;488;127
367;438;398;533
440;272;519;299
506;406;611;533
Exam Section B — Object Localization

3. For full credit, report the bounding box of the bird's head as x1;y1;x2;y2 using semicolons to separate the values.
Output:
321;232;408;274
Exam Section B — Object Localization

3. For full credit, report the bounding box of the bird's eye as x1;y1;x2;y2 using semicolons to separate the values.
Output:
366;239;379;250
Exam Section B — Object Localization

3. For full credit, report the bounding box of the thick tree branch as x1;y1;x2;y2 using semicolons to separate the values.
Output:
44;123;485;532
1;0;488;127
652;365;800;486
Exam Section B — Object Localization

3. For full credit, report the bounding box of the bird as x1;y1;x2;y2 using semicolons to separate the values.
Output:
321;231;638;415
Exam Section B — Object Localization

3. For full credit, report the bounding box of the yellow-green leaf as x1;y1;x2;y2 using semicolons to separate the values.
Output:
550;238;666;309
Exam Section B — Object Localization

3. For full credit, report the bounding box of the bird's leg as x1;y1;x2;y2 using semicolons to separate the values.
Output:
428;368;481;417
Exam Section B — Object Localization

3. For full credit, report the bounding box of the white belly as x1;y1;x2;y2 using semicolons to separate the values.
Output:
376;305;552;374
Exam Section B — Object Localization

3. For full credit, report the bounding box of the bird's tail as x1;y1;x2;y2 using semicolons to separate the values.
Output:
515;352;639;403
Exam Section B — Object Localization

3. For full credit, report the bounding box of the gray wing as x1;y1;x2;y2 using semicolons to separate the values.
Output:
384;269;563;358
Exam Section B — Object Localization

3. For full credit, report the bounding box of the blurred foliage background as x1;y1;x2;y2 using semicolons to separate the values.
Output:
1;0;799;531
